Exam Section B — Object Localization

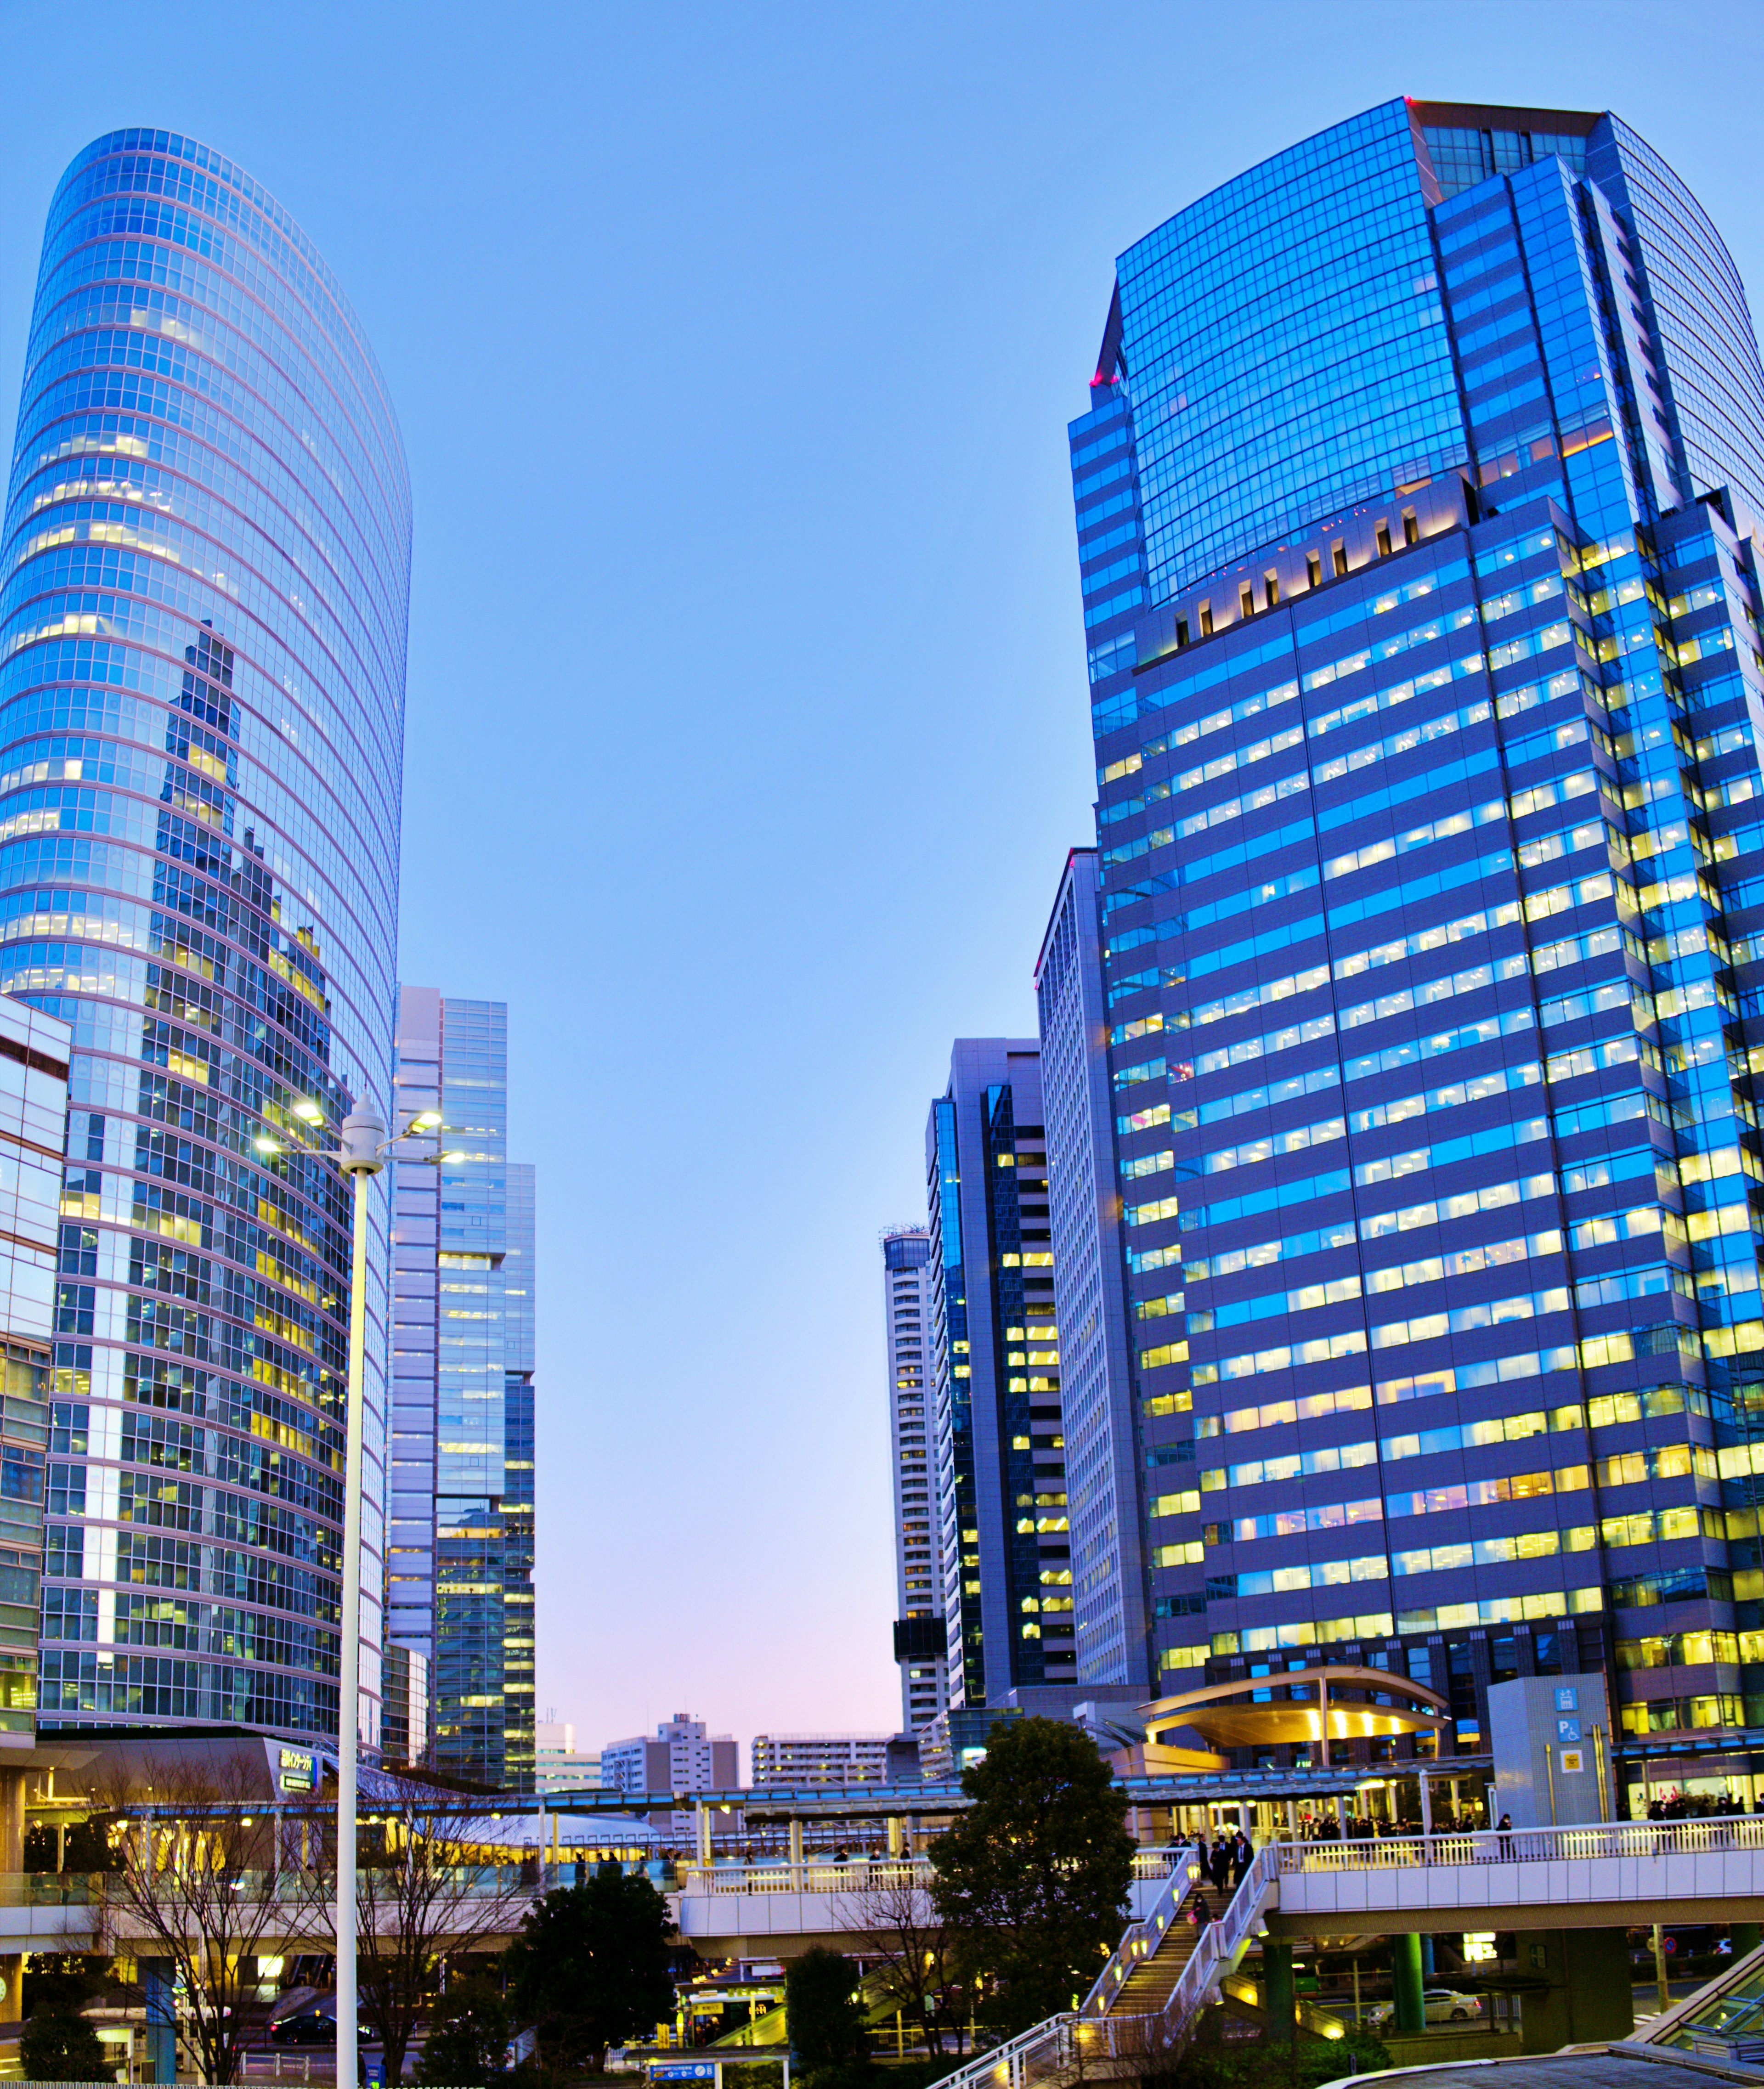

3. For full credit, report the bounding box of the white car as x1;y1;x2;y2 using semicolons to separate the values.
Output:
1366;1988;1485;2027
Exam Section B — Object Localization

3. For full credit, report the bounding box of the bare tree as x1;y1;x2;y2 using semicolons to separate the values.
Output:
844;1866;971;2056
94;1761;295;2086
305;1785;535;2086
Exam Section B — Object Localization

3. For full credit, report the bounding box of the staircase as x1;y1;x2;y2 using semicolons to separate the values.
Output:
1106;1879;1209;2016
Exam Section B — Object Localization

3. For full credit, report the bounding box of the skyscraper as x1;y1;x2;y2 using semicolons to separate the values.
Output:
882;1225;948;1733
926;1042;1074;1707
1;134;410;1741
1073;98;1764;1797
389;990;536;1790
1035;850;1153;1692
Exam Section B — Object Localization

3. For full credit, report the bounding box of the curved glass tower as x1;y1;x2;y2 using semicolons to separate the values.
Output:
0;132;410;1742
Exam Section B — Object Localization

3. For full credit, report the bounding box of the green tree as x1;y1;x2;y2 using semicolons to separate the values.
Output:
784;1948;867;2074
929;1715;1134;2034
413;1978;510;2087
504;1864;677;2073
21;2009;111;2082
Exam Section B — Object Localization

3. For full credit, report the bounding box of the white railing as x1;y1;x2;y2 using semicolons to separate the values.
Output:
675;1849;1187;1900
1080;1854;1202;2015
928;1849;1282;2089
1277;1816;1764;1872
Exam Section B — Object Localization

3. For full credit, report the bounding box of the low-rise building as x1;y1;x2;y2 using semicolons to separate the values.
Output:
750;1733;893;1786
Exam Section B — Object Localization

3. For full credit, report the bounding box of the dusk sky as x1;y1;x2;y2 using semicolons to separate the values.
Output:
2;0;1759;1766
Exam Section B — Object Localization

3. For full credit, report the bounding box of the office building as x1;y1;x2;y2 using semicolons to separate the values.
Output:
882;1226;949;1732
926;1041;1075;1706
601;1713;738;1795
380;1644;429;1771
750;1733;892;1786
389;990;537;1791
1;133;410;1740
0;999;69;1732
1073;97;1764;1795
1035;850;1153;1691
536;1714;602;1795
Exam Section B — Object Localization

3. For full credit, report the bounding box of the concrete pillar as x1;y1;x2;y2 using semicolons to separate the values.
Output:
143;1957;176;2084
696;1801;712;1866
1286;1797;1297;1841
1420;1768;1433;1841
1517;1931;1634;2053
1392;1933;1425;2035
1333;1793;1346;1834
1262;1942;1295;2046
1421;1935;1436;1979
788;1817;803;1888
886;1816;903;1858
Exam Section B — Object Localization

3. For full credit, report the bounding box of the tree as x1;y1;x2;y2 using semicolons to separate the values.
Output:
94;1762;291;2084
847;1871;970;2055
20;2010;112;2081
785;1948;868;2073
306;1788;532;2089
504;1864;676;2073
413;1977;511;2086
929;1716;1135;2035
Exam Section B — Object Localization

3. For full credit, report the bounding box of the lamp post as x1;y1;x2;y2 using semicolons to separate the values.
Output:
264;1101;452;2089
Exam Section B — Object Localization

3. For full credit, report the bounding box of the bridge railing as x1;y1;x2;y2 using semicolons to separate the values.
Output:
674;1848;1189;1899
1079;1853;1202;2016
1278;1818;1764;1872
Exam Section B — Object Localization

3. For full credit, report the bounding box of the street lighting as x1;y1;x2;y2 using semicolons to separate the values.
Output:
300;1101;462;2089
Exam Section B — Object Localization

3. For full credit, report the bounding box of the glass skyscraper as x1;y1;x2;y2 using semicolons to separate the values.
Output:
0;134;410;1741
390;989;536;1790
1074;99;1764;1803
926;1041;1075;1707
881;1225;949;1733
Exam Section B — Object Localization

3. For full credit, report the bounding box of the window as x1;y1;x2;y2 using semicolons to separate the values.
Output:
1176;615;1190;648
1307;553;1322;589
1403;509;1420;547
1200;602;1214;637
1376;522;1393;557
1332;542;1348;578
1266;570;1280;607
1239;584;1255;619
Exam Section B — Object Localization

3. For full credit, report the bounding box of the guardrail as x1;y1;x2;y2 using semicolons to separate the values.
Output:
673;1849;1188;1899
1079;1854;1202;2015
1277;1818;1764;1870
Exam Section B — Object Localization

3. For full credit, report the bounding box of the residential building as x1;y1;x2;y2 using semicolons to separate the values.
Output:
1035;850;1153;1691
750;1733;892;1786
882;1226;948;1733
389;990;537;1791
1072;97;1764;1799
380;1644;429;1771
1;133;410;1742
926;1042;1075;1706
536;1715;602;1795
0;999;69;1733
601;1713;738;1795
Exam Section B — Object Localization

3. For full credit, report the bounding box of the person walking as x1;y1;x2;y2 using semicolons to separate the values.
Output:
1498;1812;1514;1861
1209;1834;1231;1896
1231;1829;1253;1888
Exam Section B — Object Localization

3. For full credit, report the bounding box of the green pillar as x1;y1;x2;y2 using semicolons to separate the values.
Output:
1263;1942;1295;2046
1734;1923;1763;1957
1393;1933;1425;2036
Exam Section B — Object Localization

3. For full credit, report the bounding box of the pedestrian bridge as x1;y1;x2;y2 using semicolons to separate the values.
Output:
672;1818;1764;1955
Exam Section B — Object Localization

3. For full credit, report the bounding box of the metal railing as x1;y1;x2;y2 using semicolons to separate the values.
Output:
927;1849;1280;2089
1277;1817;1764;1871
673;1848;1189;1900
1079;1854;1202;2015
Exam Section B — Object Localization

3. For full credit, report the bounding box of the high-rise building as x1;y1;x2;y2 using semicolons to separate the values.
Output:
379;1643;429;1771
1035;850;1153;1692
536;1714;602;1795
882;1226;948;1732
926;1042;1075;1707
1073;98;1764;1796
600;1713;738;1796
0;998;70;1734
389;991;537;1790
750;1732;892;1786
1;133;410;1741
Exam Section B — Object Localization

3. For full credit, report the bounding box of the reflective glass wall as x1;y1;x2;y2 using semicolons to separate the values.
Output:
0;133;410;1741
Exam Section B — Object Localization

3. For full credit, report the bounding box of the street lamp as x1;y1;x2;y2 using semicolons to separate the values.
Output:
300;1101;461;2089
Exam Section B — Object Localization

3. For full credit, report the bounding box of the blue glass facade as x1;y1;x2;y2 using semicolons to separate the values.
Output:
927;1043;1074;1707
390;991;536;1790
1;134;410;1740
1075;100;1764;1798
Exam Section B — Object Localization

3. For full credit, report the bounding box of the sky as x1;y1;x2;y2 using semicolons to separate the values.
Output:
0;0;1760;1767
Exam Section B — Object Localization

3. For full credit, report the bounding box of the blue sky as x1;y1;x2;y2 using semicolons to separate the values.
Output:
1;0;1759;1762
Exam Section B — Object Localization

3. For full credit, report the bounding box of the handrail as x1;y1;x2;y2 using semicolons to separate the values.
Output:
1276;1817;1764;1871
673;1848;1188;1899
1079;1853;1202;2015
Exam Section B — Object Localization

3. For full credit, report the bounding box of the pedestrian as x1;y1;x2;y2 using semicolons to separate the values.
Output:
1187;1889;1212;1928
1209;1835;1231;1896
1231;1829;1252;1887
1498;1812;1513;1860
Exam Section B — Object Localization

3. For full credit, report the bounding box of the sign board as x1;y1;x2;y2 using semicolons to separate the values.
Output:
278;1746;316;1793
1560;1748;1586;1774
650;2067;718;2082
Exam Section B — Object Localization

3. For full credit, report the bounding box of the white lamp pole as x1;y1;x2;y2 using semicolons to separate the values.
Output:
334;1102;386;2089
